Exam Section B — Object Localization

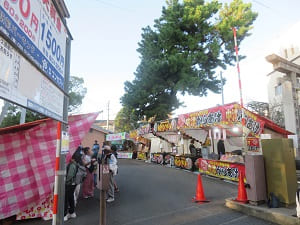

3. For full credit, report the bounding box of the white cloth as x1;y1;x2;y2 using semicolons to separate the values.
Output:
108;154;118;176
83;154;91;168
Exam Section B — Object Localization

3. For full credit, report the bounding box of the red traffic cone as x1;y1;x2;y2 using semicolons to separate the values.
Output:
235;170;248;203
192;174;209;203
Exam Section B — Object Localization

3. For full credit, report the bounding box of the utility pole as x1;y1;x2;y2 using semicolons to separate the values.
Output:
106;101;110;131
19;107;26;124
220;71;224;105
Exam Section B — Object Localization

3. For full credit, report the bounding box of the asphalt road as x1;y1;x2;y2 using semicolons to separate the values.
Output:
15;159;275;225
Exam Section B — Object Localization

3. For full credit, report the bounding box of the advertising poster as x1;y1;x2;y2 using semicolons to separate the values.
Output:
61;131;69;154
0;36;64;121
0;0;67;89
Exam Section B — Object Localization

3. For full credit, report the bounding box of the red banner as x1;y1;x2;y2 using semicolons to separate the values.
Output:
196;158;245;182
177;103;265;136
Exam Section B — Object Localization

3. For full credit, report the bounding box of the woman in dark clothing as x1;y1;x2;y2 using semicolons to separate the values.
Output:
189;139;196;156
217;139;225;160
64;158;77;221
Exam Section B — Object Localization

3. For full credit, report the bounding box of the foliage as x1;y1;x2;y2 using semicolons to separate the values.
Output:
121;0;257;120
114;107;139;132
68;76;87;113
269;101;285;128
0;104;45;128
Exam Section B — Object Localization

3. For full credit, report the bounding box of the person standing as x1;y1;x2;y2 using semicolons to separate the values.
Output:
103;147;118;203
64;158;77;221
111;145;119;192
92;140;100;187
92;140;100;158
189;139;196;156
82;147;95;198
217;139;225;160
72;144;84;206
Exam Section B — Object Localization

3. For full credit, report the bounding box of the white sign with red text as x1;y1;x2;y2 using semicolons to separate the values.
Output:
0;0;67;90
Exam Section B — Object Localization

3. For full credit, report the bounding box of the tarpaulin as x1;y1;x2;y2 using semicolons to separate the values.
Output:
0;112;98;219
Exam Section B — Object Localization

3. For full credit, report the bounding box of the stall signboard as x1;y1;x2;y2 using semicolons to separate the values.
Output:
137;124;151;135
154;118;178;132
117;152;133;159
198;158;245;182
0;0;67;90
106;132;129;141
177;103;265;137
0;36;64;121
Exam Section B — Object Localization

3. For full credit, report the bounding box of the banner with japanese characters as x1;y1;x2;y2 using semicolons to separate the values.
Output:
106;132;129;141
177;103;265;137
198;158;245;182
0;36;64;121
154;118;178;132
0;0;67;90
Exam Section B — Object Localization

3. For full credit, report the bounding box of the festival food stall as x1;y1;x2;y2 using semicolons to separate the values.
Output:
177;102;293;181
129;124;153;160
106;132;134;159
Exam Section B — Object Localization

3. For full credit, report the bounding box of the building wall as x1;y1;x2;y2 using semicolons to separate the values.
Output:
268;51;300;134
81;129;106;149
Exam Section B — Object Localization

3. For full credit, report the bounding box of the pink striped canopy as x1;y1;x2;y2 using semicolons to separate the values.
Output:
0;112;99;219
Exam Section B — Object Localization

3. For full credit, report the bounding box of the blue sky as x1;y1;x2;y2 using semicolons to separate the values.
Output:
64;0;300;120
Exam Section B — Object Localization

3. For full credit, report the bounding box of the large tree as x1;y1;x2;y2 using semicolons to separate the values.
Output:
0;75;87;127
114;106;139;133
121;0;257;121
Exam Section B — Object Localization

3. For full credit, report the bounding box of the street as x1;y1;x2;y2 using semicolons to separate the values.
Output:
15;159;275;225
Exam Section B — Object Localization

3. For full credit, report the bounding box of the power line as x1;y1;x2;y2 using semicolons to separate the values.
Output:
253;0;271;9
94;0;134;12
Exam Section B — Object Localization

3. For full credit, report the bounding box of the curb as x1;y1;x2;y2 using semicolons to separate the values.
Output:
225;198;300;225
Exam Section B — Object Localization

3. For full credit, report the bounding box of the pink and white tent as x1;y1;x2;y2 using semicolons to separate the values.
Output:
0;112;99;219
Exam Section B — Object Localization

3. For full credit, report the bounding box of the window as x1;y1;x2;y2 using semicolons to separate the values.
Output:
275;84;282;96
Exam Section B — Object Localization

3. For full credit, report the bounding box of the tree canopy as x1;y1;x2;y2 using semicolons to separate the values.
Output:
68;76;87;113
121;0;257;121
114;106;139;133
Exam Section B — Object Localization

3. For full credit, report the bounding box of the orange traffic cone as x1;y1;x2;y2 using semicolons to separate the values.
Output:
192;174;209;203
235;170;248;203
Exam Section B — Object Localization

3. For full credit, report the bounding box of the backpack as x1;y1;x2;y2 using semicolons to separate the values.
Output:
75;164;87;185
67;162;87;185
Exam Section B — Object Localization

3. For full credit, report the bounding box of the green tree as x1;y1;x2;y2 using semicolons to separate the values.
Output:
121;0;257;120
68;76;87;113
0;75;87;127
114;107;139;132
0;104;45;128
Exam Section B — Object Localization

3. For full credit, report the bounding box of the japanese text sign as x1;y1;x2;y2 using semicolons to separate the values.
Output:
177;103;265;136
0;0;67;90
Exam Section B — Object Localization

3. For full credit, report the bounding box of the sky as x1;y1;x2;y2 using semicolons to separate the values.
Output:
63;0;300;120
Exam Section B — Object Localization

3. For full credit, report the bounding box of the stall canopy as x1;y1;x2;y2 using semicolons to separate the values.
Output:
0;112;99;219
177;102;293;138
